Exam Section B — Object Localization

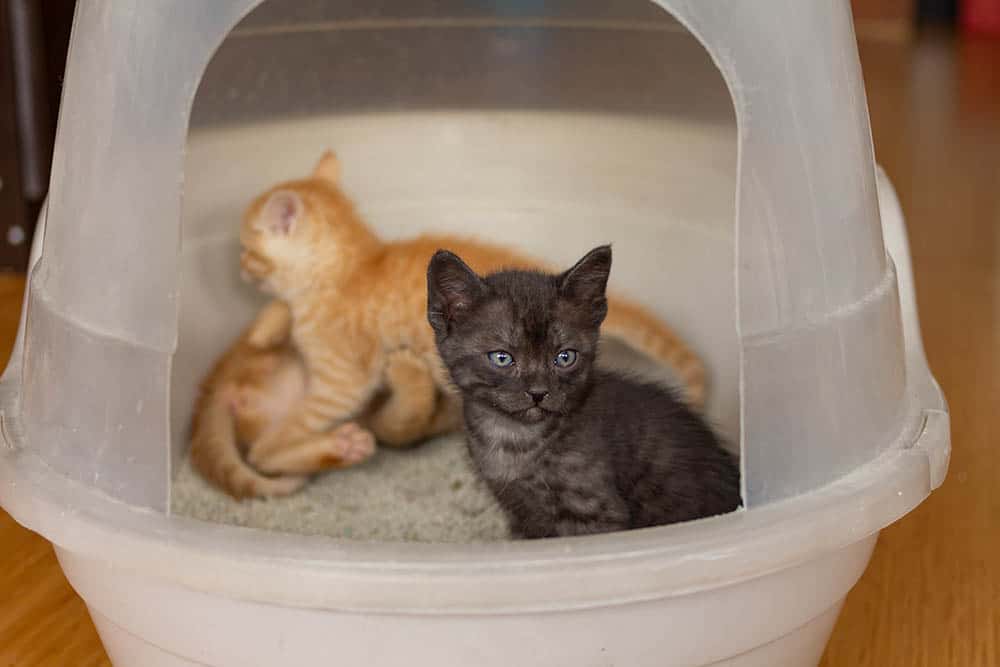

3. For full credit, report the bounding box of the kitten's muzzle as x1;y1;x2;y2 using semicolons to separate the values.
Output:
521;406;548;423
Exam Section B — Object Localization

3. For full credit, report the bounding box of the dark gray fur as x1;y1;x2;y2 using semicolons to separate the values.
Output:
427;245;741;539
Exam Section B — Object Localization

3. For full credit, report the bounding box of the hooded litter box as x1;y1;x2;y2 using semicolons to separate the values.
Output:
0;1;950;666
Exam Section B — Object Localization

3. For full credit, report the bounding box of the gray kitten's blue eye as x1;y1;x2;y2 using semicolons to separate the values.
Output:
554;349;578;368
488;351;514;367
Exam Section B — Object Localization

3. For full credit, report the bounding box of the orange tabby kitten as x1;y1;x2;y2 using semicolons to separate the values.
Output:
192;151;706;498
190;300;456;499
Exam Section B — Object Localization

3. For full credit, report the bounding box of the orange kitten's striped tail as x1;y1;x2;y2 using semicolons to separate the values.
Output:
602;297;708;410
189;390;306;500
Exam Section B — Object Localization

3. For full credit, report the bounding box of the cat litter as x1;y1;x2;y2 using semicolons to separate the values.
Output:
173;433;511;543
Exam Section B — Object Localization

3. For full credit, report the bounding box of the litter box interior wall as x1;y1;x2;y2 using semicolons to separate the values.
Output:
171;0;742;539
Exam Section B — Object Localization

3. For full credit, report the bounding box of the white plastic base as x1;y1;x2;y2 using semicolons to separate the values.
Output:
91;606;843;667
60;536;874;667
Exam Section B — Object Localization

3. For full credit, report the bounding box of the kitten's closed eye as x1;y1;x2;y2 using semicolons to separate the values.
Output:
488;351;515;368
554;349;578;368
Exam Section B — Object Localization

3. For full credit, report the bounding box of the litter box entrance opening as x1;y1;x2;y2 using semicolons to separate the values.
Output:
171;0;740;542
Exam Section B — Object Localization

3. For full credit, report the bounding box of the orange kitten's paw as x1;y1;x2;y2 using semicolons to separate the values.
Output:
322;422;377;469
249;424;376;476
246;330;280;349
246;301;293;349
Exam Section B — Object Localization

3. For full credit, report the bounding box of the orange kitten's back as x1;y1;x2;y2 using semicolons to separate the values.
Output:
350;234;706;406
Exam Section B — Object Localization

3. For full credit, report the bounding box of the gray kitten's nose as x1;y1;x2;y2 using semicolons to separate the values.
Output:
527;389;548;404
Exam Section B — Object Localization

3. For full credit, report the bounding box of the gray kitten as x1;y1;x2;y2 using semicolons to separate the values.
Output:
426;245;740;539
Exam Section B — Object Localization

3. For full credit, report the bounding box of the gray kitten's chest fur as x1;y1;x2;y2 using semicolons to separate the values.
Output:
465;405;630;539
462;372;741;540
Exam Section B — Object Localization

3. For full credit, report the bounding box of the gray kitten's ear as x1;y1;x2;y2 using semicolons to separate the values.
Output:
559;245;612;325
427;250;486;337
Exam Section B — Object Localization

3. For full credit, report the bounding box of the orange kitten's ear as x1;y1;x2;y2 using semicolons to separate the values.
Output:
312;150;340;185
254;190;302;237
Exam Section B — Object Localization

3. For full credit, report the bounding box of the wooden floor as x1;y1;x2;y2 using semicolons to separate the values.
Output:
0;30;997;667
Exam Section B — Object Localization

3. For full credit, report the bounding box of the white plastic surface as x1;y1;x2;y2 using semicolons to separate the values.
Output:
87;604;843;667
63;537;871;667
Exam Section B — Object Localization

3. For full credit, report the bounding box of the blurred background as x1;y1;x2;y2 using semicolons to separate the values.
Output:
0;0;998;665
